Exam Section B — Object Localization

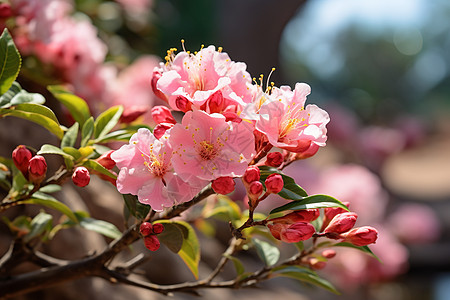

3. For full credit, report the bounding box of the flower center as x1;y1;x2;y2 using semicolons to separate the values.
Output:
198;140;219;160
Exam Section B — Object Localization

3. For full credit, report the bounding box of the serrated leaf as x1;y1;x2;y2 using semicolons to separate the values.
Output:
61;122;79;148
24;212;52;243
48;85;90;127
122;194;150;220
82;159;117;180
37;144;74;160
259;166;308;199
0;29;21;95
18;193;77;222
0;103;63;139
157;221;185;253
269;195;349;215
93;105;123;140
253;238;280;267
333;242;381;261
81;116;94;147
272;265;340;294
78;216;121;239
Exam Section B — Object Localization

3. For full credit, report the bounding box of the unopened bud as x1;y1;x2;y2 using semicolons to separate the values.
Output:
153;123;174;139
140;222;153;236
0;3;12;18
175;96;192;112
268;222;316;243
265;152;284;167
144;235;161;251
324;212;358;234
151;106;176;124
321;249;336;259
341;226;378;246
222;111;242;123
265;173;283;194
207;90;224;113
28;155;47;185
72;166;90;187
212;176;235;195
96;150;116;170
152;223;164;234
12;145;32;176
243;166;260;184
321;202;350;231
271;209;320;224
248;181;263;207
308;257;327;270
120;106;148;124
151;71;168;102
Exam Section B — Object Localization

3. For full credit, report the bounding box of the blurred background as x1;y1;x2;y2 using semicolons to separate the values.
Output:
1;0;450;299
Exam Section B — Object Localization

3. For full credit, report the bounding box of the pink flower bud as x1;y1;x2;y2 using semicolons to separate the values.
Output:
144;235;161;251
324;212;358;234
248;181;263;197
153;123;174;139
341;226;378;246
96;150;116;170
321;202;350;231
265;152;284;167
152;223;164;234
321;249;336;259
308;257;327;270
268;222;316;243
0;3;12;18
151;71;168;102
120;106;148;124
72;166;90;187
271;209;320;224
175;96;192;112
265;173;283;194
243;166;260;184
28;155;47;185
212;176;235;195
151;106;176;124
207;90;224;113
294;143;320;160
140;222;153;236
222;111;242;123
12;145;32;176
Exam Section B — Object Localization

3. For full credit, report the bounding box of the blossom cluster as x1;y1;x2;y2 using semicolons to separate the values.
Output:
112;44;330;212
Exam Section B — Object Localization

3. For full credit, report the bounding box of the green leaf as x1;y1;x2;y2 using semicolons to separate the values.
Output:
78;216;122;239
38;184;62;193
177;221;200;279
24;211;52;243
157;221;185;253
61;122;79;148
81;117;94;147
82;159;117;180
272;265;340;294
18;193;78;222
203;195;242;221
224;254;245;276
270;195;349;215
0;29;21;95
0;103;64;139
259;166;308;199
122;194;150;220
0;82;45;108
37;144;75;160
252;238;280;267
333;242;381;261
48;85;90;127
93;105;123;140
62;147;82;161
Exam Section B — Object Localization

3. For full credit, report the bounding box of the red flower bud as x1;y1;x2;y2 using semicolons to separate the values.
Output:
28;155;47;185
271;209;320;224
144;235;161;251
268;222;315;243
72;166;90;187
207;90;224;113
151;106;176;124
120;106;148;124
321;202;350;231
324;212;358;234
151;71;168;102
265;152;284;167
308;257;327;270
341;226;378;246
0;3;12;18
140;222;153;236
265;173;283;194
12;145;32;176
243;166;260;184
212;176;235;195
175;96;192;112
152;223;164;234
153;123;174;139
248;181;263;207
321;249;336;259
294;143;320;160
96;150;116;170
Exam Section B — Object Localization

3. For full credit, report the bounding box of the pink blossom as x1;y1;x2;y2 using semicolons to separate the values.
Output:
169;110;255;181
111;128;202;211
255;83;330;152
156;46;254;112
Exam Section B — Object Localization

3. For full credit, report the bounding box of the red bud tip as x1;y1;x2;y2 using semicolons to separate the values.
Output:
212;176;235;195
140;222;153;236
72;166;90;187
152;223;164;234
265;152;284;167
175;96;192;112
321;249;336;259
341;226;378;246
12;145;32;175
153;123;174;139
144;235;161;251
324;212;358;234
265;173;283;194
151;106;176;124
28;155;47;185
96;150;116;170
243;166;260;184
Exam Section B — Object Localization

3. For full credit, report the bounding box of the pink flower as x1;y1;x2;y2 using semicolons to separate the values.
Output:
156;46;254;112
111;128;202;211
255;83;330;152
169;110;255;181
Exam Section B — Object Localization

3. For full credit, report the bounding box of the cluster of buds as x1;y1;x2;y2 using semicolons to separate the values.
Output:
12;145;47;186
267;210;319;243
242;166;285;208
73;150;117;187
140;222;164;251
